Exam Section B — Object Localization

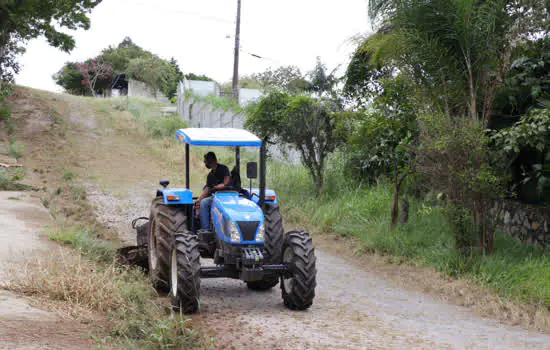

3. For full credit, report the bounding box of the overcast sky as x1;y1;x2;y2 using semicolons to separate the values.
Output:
15;0;370;92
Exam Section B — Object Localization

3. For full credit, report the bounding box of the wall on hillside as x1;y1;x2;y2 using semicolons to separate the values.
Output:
128;79;170;104
490;200;550;247
176;80;300;163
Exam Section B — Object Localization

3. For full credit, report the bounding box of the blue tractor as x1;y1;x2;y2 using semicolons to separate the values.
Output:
135;128;317;313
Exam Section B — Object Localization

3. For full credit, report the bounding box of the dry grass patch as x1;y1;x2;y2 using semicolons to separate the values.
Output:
2;248;209;348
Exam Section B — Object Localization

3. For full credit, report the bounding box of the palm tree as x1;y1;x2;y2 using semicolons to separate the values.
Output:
366;0;549;127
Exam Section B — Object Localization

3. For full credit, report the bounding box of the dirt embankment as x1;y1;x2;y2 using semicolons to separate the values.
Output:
4;87;550;349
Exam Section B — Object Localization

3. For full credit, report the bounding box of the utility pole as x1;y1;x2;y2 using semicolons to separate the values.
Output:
232;0;241;101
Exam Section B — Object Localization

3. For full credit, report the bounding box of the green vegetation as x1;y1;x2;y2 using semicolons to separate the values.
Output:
0;1;99;86
62;169;74;181
185;90;242;113
110;97;188;138
8;226;206;348
47;225;116;263
54;37;210;100
0;167;27;190
270;160;550;308
9;140;24;159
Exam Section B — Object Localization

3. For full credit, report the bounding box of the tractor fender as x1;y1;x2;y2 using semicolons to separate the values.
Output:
156;188;193;205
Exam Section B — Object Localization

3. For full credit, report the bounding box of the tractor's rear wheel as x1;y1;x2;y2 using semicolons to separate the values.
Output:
170;233;200;314
247;203;284;291
281;230;316;310
148;197;187;293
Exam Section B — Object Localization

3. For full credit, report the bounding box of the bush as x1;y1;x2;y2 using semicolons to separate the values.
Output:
270;159;550;310
9;140;24;159
62;169;74;181
0;167;27;190
416;114;507;253
147;113;188;138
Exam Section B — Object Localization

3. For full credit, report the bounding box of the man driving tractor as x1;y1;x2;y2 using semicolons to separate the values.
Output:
196;151;231;230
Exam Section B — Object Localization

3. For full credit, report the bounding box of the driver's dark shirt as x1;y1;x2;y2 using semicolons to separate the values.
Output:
206;164;230;189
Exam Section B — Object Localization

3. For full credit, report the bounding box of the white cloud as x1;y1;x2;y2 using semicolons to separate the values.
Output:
15;0;370;92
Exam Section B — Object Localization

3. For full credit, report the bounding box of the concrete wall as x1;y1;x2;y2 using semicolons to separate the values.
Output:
239;88;262;106
181;78;220;97
490;200;550;247
128;79;170;104
176;79;299;163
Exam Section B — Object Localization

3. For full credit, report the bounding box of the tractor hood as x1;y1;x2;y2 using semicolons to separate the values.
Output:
213;192;264;222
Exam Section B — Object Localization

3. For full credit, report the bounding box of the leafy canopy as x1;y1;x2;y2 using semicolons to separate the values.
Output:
0;0;101;84
245;92;346;194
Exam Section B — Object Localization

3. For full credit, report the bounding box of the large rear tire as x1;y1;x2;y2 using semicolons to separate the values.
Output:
170;233;200;314
148;197;187;293
281;230;316;310
247;203;284;291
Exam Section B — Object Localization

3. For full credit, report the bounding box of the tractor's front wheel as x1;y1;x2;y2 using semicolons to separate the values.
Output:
281;230;317;310
170;233;201;314
148;197;188;293
148;212;168;291
247;203;284;291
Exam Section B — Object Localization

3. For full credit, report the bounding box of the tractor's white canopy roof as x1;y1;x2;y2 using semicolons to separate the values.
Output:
176;128;262;147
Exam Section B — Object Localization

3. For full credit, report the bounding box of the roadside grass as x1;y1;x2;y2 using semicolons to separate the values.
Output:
62;169;74;181
3;243;206;349
89;97;205;190
1;91;25;160
269;160;550;313
46;225;117;263
0;167;29;191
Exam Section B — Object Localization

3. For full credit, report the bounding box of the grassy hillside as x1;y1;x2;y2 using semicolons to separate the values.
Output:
1;87;208;348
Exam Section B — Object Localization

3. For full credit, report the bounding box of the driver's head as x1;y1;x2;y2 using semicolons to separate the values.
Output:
204;152;217;169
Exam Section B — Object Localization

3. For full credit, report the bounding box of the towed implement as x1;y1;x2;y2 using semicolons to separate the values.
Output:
132;128;316;313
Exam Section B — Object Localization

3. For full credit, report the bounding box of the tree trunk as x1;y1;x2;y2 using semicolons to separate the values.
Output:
399;197;409;224
467;61;477;122
391;172;399;229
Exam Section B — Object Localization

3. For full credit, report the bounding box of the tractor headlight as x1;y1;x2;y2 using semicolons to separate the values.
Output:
256;223;265;242
229;221;241;242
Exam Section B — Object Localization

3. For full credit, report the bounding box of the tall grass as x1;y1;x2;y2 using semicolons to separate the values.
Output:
93;97;188;138
3;248;206;348
269;159;550;309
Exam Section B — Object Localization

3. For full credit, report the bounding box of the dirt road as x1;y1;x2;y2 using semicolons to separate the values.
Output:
5;89;550;349
0;191;92;350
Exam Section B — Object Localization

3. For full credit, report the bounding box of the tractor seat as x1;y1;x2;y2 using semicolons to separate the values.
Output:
231;166;242;190
231;166;250;199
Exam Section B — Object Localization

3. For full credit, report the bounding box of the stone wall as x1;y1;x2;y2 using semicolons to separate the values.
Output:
490;200;550;246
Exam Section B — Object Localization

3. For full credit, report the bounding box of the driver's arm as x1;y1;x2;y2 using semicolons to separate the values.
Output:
213;176;230;190
197;186;210;201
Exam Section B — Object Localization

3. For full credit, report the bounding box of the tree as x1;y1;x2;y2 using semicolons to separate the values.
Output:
308;57;338;97
343;43;393;108
245;92;344;195
126;56;174;98
0;0;101;87
492;108;550;204
361;0;550;253
184;73;213;82
54;38;184;99
167;57;184;100
366;0;550;127
76;56;114;96
251;66;310;93
53;62;87;95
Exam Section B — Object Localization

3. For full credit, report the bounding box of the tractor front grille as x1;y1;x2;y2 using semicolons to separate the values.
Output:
237;221;259;241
